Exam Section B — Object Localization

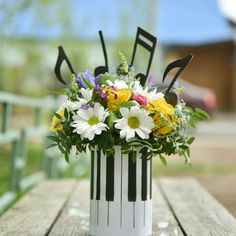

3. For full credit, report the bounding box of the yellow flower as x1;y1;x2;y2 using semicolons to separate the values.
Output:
50;109;64;133
104;87;132;111
147;98;175;135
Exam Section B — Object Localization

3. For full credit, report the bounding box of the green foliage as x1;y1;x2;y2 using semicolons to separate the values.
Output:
98;73;116;86
116;52;130;76
48;54;210;165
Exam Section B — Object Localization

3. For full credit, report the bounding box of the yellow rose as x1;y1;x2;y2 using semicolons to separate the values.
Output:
147;98;175;135
50;109;64;133
104;87;132;111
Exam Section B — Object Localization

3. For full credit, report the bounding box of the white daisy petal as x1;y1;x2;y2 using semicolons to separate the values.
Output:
126;128;135;141
120;129;127;138
115;106;154;141
119;107;129;119
135;128;146;139
81;88;93;100
70;103;109;140
77;110;90;121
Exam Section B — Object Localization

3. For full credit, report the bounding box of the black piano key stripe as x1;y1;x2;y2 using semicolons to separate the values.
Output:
90;150;94;200
96;150;101;200
106;152;114;201
141;157;148;201
128;152;137;202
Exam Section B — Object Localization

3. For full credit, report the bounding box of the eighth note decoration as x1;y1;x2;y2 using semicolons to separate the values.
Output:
49;27;209;236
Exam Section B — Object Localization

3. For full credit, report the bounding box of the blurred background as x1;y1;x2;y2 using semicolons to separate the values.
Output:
0;0;236;216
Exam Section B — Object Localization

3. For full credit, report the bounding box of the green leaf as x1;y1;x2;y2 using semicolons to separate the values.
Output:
54;112;62;119
62;140;71;151
159;154;167;166
108;112;117;128
81;73;94;89
195;108;210;120
64;108;69;119
58;130;66;138
47;135;58;142
65;152;70;163
187;137;195;145
58;144;65;153
46;143;58;149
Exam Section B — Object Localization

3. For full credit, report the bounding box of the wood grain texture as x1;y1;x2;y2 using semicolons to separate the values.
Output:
49;180;185;236
0;180;76;236
152;180;184;236
159;177;236;236
1;178;235;236
48;180;90;236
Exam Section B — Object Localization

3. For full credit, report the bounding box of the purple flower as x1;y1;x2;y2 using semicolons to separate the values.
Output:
77;70;96;89
94;85;103;92
81;103;90;110
112;85;117;90
147;75;156;88
100;93;108;101
95;74;103;85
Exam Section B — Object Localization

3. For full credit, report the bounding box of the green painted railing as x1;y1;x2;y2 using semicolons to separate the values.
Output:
0;91;65;215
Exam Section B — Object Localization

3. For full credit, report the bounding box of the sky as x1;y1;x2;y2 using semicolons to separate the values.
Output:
0;0;148;39
0;0;233;45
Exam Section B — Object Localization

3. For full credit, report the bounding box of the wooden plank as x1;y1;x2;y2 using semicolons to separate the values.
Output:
159;177;236;236
152;180;184;236
0;92;58;109
0;131;19;144
49;180;90;236
0;192;16;215
49;179;184;236
0;180;76;236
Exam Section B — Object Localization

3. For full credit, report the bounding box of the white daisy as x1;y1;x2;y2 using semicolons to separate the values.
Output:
81;88;93;100
62;100;84;111
147;89;164;101
107;79;128;89
114;106;154;141
131;80;164;102
62;88;93;112
71;103;109;140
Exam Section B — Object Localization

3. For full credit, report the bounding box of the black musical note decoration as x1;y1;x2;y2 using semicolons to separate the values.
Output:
54;46;76;85
130;27;157;86
94;30;109;77
162;54;193;107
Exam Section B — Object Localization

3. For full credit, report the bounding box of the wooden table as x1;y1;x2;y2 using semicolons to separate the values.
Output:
0;178;236;236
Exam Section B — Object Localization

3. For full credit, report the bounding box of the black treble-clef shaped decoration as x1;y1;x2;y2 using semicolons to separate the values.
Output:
54;46;76;85
162;54;193;107
94;30;109;77
130;27;157;86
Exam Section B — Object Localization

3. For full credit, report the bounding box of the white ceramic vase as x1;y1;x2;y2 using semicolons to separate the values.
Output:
89;146;152;236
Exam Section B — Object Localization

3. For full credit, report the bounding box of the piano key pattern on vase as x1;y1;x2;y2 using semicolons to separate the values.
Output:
89;146;152;236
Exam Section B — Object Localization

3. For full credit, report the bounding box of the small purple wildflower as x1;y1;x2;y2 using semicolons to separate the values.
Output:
100;93;108;101
95;85;103;92
147;75;156;88
77;70;96;89
112;85;117;90
81;103;90;110
94;84;109;101
95;74;103;85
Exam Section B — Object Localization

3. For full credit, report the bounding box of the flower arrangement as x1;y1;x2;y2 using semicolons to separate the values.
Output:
48;52;209;164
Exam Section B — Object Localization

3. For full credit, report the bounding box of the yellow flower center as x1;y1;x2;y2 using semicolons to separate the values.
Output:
88;116;99;125
128;117;140;128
